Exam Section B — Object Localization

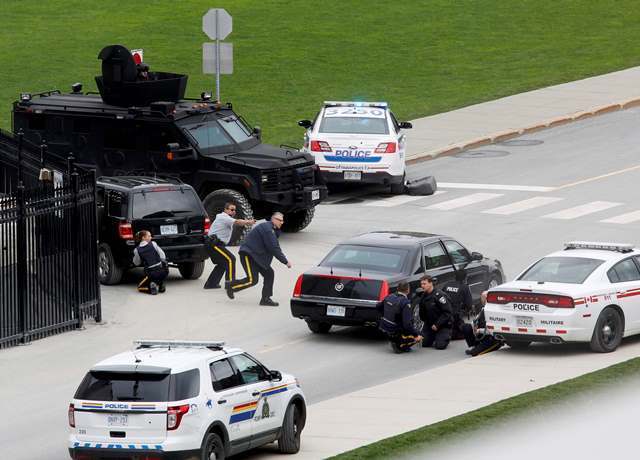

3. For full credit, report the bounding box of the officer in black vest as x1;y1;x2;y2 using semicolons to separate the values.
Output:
379;282;422;353
133;230;169;295
462;291;504;356
443;270;473;340
417;275;453;350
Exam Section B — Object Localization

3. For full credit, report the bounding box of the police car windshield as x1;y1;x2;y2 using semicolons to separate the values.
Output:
132;189;201;219
321;245;407;273
518;256;604;284
319;116;389;135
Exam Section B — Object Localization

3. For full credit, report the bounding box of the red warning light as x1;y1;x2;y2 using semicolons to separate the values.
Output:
131;48;144;64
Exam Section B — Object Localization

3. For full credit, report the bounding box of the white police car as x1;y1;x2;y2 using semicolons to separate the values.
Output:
298;101;412;193
68;340;306;460
485;242;640;353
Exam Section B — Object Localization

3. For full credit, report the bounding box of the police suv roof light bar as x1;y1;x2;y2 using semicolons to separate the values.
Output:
323;101;388;108
134;339;225;349
564;241;634;253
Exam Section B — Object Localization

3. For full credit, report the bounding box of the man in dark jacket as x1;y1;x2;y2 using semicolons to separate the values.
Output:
417;275;453;350
443;269;473;340
379;282;422;353
462;291;504;356
228;212;291;306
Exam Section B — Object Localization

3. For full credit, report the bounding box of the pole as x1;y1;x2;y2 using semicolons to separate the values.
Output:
215;9;221;102
16;129;24;186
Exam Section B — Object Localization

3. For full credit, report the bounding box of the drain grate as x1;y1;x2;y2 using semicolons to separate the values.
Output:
454;149;510;159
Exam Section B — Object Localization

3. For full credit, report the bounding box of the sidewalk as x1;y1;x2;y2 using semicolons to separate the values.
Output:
406;66;640;162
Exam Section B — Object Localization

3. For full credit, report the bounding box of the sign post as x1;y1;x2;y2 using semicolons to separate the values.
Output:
202;8;233;102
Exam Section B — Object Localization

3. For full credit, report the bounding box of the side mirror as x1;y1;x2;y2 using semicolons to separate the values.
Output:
253;126;262;140
298;119;312;129
269;370;282;382
166;143;196;161
398;121;412;129
471;251;483;261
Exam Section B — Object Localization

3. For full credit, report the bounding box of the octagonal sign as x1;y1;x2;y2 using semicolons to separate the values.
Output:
203;8;232;40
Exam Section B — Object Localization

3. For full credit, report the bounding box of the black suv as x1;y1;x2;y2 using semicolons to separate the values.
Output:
96;176;209;285
13;45;327;242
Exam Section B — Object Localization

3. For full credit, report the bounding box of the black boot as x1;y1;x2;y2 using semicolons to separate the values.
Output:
259;297;279;307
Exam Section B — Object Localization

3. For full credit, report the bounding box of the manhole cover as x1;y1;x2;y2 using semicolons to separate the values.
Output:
497;139;544;147
454;149;510;159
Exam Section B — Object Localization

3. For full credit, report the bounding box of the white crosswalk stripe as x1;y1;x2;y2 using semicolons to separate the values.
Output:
483;196;564;215
364;191;446;207
424;192;502;210
600;210;640;224
543;201;622;219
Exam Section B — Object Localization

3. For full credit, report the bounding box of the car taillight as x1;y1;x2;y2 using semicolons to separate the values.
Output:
167;404;190;430
118;222;133;240
293;275;304;297
374;142;397;153
378;280;390;301
310;140;332;152
204;217;211;234
68;403;75;428
487;291;574;308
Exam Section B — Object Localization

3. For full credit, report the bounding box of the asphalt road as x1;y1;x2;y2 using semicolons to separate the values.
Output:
2;107;640;459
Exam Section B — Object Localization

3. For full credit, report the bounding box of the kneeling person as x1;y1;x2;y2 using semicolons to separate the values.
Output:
417;275;453;350
133;230;169;295
379;282;422;353
462;291;503;356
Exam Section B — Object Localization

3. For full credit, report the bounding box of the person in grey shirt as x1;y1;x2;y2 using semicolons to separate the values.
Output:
204;202;255;289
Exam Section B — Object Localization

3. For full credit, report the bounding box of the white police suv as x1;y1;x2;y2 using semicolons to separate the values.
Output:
68;340;306;460
485;242;640;353
298;101;412;193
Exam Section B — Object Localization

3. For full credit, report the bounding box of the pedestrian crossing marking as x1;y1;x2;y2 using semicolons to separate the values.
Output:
600;210;640;224
424;192;502;210
438;182;554;192
365;191;446;207
483;196;564;215
543;201;622;220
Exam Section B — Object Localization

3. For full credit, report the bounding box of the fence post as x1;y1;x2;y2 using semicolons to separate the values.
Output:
17;129;24;185
71;171;83;328
90;169;102;323
16;183;28;343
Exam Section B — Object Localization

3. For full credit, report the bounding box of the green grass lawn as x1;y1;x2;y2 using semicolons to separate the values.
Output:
2;1;640;147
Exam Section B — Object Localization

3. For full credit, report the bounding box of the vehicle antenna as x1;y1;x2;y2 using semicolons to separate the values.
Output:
359;266;362;278
330;266;334;275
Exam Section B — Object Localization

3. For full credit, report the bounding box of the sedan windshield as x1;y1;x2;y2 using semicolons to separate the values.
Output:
319;116;389;135
518;256;604;284
320;245;407;273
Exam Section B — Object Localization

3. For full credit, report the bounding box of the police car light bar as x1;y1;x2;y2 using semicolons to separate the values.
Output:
323;101;388;108
564;241;634;253
134;339;225;349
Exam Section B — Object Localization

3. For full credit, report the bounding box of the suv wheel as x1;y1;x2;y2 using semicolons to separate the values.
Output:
278;403;302;454
201;432;225;460
178;261;205;280
98;243;123;285
202;189;254;245
282;208;315;233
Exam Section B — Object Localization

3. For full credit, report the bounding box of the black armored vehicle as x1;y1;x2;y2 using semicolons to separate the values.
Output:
13;45;327;241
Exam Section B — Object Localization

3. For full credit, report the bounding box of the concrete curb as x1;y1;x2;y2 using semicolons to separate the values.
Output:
406;97;640;165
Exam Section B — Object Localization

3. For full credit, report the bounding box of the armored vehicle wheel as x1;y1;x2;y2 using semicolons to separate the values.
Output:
306;320;331;334
590;307;623;353
282;208;315;233
202;189;254;246
278;403;302;454
178;261;205;280
98;243;123;285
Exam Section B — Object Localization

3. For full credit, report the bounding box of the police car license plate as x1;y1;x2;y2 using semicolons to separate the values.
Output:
160;224;178;235
516;316;533;327
327;305;346;317
344;171;361;181
107;414;128;427
311;189;320;201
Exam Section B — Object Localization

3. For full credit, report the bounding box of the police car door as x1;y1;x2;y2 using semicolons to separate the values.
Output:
230;354;284;442
608;257;640;332
443;239;486;298
208;357;253;451
422;242;455;287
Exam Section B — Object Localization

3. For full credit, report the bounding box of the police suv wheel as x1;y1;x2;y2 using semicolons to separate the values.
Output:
202;188;254;246
590;307;623;353
178;261;205;280
306;320;331;334
282;208;315;233
201;432;225;460
278;403;302;454
98;243;123;285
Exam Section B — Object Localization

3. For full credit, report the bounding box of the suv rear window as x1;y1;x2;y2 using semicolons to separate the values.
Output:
75;369;200;402
518;256;604;284
132;189;202;219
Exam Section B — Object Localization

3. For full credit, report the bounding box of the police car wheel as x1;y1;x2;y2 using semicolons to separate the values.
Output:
306;320;331;334
201;432;225;460
202;188;254;246
281;208;315;233
98;243;123;285
178;261;205;280
278;403;302;454
590;307;623;353
506;340;531;349
389;174;406;195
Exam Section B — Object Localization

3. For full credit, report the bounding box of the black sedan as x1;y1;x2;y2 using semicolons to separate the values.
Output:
290;231;505;333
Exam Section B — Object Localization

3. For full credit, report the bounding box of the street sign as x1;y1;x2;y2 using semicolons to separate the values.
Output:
203;43;233;75
203;8;232;40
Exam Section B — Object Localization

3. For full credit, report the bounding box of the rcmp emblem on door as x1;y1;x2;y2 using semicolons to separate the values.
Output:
335;282;344;292
262;398;270;419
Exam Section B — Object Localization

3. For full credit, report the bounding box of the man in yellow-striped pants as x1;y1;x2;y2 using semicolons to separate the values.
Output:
204;202;255;289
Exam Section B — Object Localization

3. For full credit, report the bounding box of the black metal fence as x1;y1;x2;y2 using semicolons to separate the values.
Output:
0;130;101;347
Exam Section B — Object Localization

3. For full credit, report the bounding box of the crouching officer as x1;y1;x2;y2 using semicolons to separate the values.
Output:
133;230;169;295
443;270;473;340
417;275;453;350
462;291;503;356
379;282;422;353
